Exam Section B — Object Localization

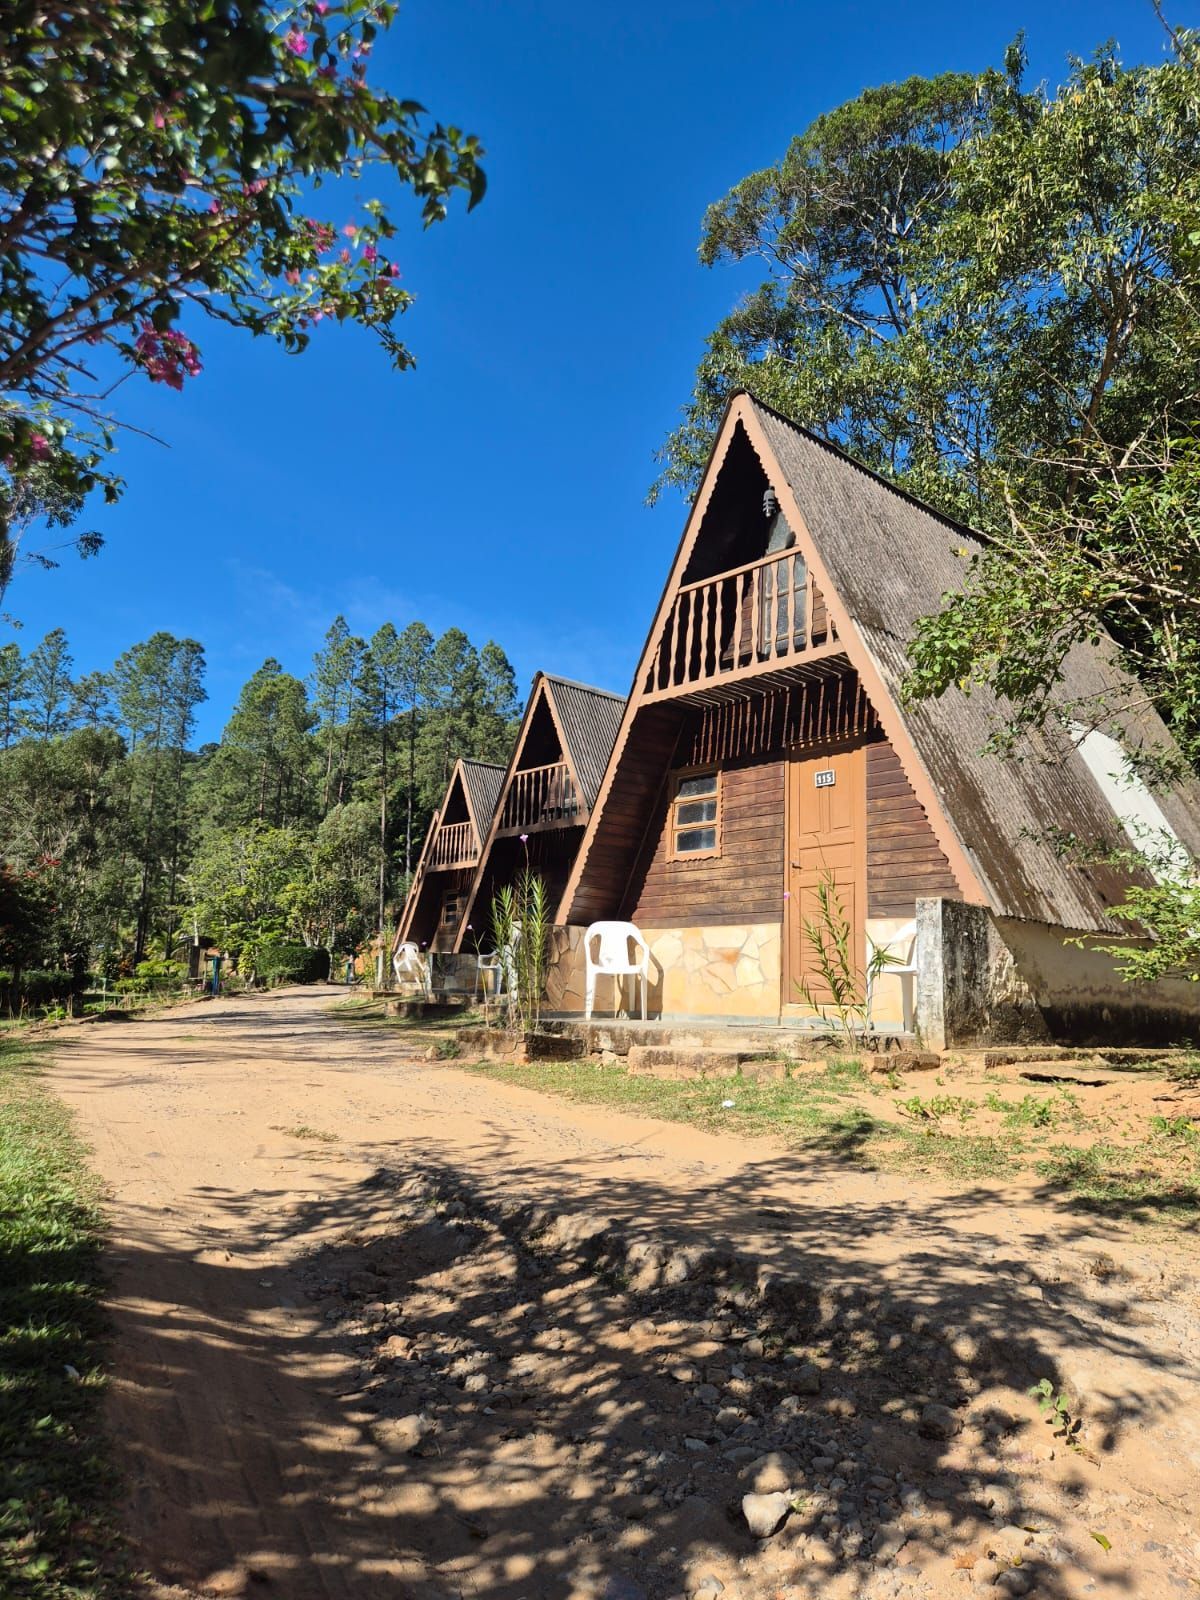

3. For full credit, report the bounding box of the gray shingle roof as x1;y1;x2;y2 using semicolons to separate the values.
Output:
751;394;1200;932
459;758;506;838
543;675;626;810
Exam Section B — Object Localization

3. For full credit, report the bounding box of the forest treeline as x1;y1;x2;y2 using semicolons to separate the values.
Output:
0;619;519;989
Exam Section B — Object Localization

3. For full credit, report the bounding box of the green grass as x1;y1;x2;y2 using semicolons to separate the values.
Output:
457;1053;1200;1223
460;1055;883;1152
0;1039;125;1598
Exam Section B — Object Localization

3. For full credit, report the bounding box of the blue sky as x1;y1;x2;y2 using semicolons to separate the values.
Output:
7;0;1180;744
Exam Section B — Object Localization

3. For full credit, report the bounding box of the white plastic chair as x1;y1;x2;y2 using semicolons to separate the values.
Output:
865;920;919;1034
475;926;521;1001
392;941;432;998
584;921;650;1021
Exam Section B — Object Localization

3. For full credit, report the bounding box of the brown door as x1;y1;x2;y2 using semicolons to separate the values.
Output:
785;741;867;1011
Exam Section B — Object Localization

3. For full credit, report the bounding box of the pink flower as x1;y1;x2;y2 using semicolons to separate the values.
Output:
339;247;351;264
30;433;50;458
341;223;358;238
153;108;166;130
318;60;337;79
363;243;377;263
388;262;401;278
285;28;308;55
285;267;301;284
519;833;529;844
314;0;329;11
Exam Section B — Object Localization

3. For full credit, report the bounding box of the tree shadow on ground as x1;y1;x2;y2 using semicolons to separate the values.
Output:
101;1134;1200;1600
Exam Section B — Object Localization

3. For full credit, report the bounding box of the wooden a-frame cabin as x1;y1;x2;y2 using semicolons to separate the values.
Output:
541;392;1200;1045
447;673;625;953
396;758;505;952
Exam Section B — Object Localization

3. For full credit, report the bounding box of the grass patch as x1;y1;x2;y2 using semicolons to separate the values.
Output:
461;1056;884;1155
0;1038;126;1598
1037;1133;1200;1224
272;1123;339;1143
457;1053;1200;1223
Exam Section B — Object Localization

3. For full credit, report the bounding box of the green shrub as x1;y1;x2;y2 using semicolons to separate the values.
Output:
0;968;76;1013
256;942;329;986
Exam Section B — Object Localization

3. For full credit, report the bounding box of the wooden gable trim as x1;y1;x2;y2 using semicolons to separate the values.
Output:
556;412;747;924
395;803;442;947
734;399;988;908
557;394;988;926
452;673;564;952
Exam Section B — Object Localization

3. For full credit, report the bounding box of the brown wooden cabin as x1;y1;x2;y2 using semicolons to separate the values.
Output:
451;673;624;953
549;392;1200;1044
396;758;505;953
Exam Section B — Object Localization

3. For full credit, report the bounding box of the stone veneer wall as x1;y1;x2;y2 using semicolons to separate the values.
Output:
544;919;913;1025
544;922;782;1021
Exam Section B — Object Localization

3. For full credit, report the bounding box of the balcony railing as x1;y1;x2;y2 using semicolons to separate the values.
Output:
428;819;476;869
644;547;836;699
498;761;582;832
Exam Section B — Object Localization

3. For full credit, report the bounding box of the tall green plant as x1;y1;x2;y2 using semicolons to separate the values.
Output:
487;868;550;1034
794;871;894;1043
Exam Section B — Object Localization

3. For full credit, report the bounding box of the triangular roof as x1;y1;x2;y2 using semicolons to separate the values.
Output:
559;391;1200;935
451;672;624;950
394;756;507;949
541;674;626;808
458;758;506;841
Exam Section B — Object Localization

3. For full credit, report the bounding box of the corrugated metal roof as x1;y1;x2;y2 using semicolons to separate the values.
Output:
459;758;506;837
751;395;1200;933
544;675;626;810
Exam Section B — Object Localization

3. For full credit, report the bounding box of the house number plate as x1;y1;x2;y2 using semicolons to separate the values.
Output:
814;769;836;788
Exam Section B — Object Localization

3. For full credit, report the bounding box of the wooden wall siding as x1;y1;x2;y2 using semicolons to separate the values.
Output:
867;741;962;917
569;703;689;925
682;673;878;768
624;758;785;928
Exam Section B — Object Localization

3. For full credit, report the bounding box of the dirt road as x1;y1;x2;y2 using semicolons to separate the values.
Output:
49;990;1200;1600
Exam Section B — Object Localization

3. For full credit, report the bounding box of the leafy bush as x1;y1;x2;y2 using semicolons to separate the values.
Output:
256;943;329;987
0;968;76;1013
113;959;186;996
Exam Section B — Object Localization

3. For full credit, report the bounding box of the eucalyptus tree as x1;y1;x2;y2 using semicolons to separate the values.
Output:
0;0;485;590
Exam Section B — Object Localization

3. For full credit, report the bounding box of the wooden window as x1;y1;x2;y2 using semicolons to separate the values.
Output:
669;770;721;860
440;892;462;931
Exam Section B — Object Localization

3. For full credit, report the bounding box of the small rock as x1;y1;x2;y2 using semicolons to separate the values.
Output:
742;1490;792;1539
745;1451;797;1494
994;1572;1031;1597
918;1402;961;1440
684;1436;709;1452
811;1455;835;1473
670;1362;700;1383
792;1362;822;1395
743;1335;765;1358
690;1580;725;1600
602;1575;648;1600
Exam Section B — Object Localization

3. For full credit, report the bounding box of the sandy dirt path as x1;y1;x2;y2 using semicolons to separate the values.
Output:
48;989;1200;1600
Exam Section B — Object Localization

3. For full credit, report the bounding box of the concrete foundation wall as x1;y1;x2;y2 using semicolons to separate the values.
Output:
915;898;1200;1048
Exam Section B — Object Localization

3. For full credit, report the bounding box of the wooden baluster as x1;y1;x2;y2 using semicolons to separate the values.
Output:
682;587;697;688
750;559;762;661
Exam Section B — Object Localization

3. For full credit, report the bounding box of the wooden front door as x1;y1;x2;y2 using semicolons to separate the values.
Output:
785;741;867;1012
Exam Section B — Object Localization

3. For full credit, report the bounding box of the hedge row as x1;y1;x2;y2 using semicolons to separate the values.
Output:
256;943;330;986
0;970;79;1012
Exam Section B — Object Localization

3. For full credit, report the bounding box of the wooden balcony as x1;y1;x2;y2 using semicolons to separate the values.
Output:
497;761;582;834
428;819;476;869
643;548;844;703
